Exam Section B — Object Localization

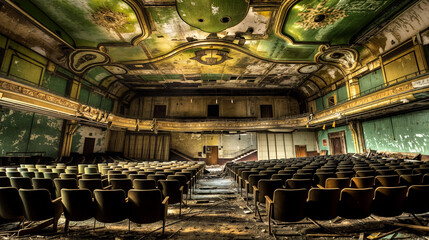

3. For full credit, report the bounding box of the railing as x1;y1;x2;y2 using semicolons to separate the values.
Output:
317;69;429;113
5;152;46;157
221;146;257;159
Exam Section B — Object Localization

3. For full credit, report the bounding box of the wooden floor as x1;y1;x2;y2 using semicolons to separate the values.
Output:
0;169;427;239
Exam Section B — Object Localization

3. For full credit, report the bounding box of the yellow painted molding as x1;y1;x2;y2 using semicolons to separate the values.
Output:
0;75;428;132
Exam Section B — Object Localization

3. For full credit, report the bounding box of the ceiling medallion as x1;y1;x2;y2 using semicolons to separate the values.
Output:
315;45;359;73
92;7;129;41
296;0;347;30
298;64;320;74
190;49;232;65
68;50;110;74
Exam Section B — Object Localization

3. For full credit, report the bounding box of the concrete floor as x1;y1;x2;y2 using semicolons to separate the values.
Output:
1;169;428;239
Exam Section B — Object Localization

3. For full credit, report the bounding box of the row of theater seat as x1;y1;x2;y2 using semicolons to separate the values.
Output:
225;154;429;235
0;160;205;235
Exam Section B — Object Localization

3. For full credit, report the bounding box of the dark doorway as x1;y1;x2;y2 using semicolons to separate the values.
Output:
328;131;347;155
207;105;219;117
153;105;167;118
83;137;95;155
295;145;307;158
260;105;273;118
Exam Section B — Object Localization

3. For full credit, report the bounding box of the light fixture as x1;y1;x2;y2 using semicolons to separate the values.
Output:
231;99;233;103
216;99;218;104
190;98;193;103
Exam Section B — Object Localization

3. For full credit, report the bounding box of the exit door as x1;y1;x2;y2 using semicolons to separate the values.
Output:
205;146;218;165
328;131;347;155
83;137;95;154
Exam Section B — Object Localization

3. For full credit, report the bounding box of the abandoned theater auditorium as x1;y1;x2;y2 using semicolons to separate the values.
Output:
0;0;429;239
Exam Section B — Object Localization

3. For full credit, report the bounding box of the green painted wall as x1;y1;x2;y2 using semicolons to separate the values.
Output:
71;125;107;154
0;109;63;158
316;85;348;111
42;72;68;96
362;110;429;155
318;125;356;154
358;68;384;95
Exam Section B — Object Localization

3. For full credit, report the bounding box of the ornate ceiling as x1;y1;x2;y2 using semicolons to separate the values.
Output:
3;0;418;99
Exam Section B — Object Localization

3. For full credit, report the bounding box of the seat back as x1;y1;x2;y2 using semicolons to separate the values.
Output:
79;179;103;194
399;174;422;186
271;174;292;183
32;178;56;199
395;169;413;175
307;188;341;220
374;175;399;187
10;177;33;189
285;179;312;190
356;170;375;177
110;179;133;194
62;189;94;221
43;172;59;180
60;173;77;179
405;185;429;214
325;178;350;189
133;179;157;190
82;173;102;179
0;176;11;187
19;189;54;221
339;188;373;219
158;180;181;204
313;173;336;187
271;189;307;222
247;174;269;193
167;175;188;191
128;189;163;224
335;171;354;179
350;176;374;188
129;174;147;181
372;186;407;217
0;187;24;220
94;190;127;223
147;174;166;185
257;179;283;203
293;173;313;180
54;178;78;198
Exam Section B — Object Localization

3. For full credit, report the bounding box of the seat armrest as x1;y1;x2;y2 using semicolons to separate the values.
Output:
103;185;112;190
317;184;324;188
252;186;258;192
179;186;184;192
52;197;62;203
162;196;170;205
265;195;273;205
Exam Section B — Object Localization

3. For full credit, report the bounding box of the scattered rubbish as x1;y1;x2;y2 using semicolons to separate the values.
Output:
243;210;251;214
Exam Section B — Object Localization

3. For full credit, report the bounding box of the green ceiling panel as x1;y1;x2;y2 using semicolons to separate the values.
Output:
176;0;249;33
106;45;149;62
245;34;318;61
11;0;75;46
17;0;142;47
281;0;404;45
84;66;112;85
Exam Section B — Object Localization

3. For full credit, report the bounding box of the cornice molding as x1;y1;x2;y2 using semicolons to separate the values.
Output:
0;75;427;132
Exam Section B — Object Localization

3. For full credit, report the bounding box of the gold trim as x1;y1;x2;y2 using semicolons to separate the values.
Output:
119;40;315;65
0;75;427;132
273;0;300;44
123;0;151;45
